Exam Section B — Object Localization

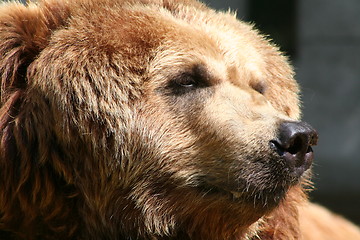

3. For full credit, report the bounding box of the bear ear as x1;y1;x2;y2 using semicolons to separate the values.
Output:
0;0;70;104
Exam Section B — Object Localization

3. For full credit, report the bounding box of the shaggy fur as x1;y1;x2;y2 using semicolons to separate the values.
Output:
0;0;359;239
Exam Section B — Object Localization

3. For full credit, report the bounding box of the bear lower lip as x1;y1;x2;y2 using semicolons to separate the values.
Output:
198;181;289;206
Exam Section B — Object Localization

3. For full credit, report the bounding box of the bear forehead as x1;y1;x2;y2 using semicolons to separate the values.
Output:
34;0;297;119
60;0;269;84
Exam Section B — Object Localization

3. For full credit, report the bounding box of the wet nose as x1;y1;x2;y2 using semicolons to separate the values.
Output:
270;121;318;175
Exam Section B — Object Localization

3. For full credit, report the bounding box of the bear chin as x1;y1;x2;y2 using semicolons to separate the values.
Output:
196;154;308;209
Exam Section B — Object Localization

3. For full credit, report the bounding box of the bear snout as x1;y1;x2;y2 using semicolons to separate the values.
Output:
270;121;318;177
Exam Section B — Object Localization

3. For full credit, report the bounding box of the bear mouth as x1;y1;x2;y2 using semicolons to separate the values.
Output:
196;154;308;208
197;178;291;208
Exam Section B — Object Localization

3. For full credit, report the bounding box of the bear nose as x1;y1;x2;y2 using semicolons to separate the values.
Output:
270;121;318;175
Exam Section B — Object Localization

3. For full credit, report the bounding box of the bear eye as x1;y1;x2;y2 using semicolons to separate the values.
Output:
250;81;266;95
174;74;197;88
167;74;199;95
166;65;211;95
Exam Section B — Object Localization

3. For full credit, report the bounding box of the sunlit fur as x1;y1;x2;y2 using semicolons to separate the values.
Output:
1;0;360;239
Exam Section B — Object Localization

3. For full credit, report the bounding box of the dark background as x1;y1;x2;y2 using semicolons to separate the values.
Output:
203;0;360;225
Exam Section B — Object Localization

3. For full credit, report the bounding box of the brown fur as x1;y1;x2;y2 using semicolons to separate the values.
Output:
0;0;359;239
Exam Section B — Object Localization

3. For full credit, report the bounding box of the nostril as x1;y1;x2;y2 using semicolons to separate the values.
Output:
275;121;318;154
287;134;305;155
270;121;318;176
269;134;308;157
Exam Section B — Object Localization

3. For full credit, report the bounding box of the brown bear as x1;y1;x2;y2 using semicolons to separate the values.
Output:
0;0;359;239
